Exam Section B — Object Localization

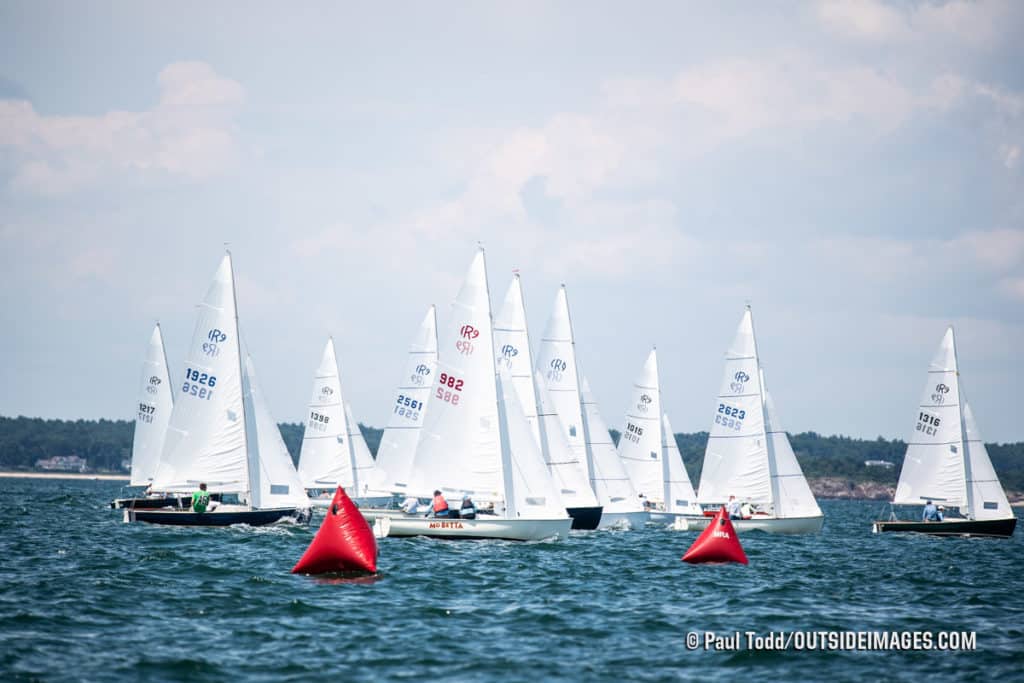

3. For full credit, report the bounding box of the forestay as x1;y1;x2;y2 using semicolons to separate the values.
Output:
406;250;504;502
373;305;438;495
697;308;770;507
580;377;642;510
130;324;174;487
242;355;309;511
662;414;701;515
152;254;248;495
618;349;663;503
534;371;599;508
763;382;821;519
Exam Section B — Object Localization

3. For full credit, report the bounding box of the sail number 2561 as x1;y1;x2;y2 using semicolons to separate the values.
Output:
436;372;464;405
182;367;217;401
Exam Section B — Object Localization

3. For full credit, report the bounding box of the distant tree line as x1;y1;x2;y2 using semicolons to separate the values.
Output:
1;416;1021;492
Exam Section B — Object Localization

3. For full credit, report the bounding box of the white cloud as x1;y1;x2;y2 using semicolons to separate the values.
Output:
0;61;246;195
816;0;908;42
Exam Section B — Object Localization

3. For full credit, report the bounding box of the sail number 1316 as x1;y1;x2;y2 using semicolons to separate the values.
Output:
436;372;464;405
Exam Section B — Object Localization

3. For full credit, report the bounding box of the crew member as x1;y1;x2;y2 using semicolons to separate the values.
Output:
192;483;211;514
922;500;941;522
460;496;476;520
431;490;450;518
726;495;742;520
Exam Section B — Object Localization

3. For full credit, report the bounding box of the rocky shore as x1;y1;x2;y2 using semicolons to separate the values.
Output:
809;477;1024;505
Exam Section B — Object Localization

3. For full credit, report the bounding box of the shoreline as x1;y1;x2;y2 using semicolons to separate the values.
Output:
0;471;130;481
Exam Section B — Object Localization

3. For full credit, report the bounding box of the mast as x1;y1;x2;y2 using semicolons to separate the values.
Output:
747;305;777;514
228;251;256;510
563;285;596;482
949;326;974;519
481;248;517;517
334;337;361;494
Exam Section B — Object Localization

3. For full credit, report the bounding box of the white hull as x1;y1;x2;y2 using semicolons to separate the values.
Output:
674;514;823;534
648;511;702;525
383;515;572;541
597;510;649;530
359;507;421;523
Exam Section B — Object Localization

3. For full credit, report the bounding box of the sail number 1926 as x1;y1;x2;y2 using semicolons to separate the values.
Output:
436;372;464;405
182;367;217;401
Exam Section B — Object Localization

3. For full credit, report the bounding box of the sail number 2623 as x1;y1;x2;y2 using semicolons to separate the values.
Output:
182;367;217;400
436;372;464;405
715;403;746;431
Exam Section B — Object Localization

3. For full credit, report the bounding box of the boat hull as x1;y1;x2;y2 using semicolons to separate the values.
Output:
359;507;419;524
597;510;649;530
872;517;1016;538
566;506;603;530
383;516;572;541
125;506;311;527
675;514;824;534
110;495;191;510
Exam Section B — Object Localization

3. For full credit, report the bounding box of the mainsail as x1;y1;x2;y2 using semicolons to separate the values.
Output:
130;324;174;486
296;338;351;490
617;349;663;503
373;305;438;494
152;254;249;495
406;249;504;502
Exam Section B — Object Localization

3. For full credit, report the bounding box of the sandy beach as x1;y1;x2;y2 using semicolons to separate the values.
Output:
0;471;129;482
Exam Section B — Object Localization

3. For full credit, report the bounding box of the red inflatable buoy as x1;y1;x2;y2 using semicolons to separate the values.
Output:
681;506;749;565
292;486;377;575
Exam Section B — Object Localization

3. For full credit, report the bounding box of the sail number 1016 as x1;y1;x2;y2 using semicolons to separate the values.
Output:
182;367;217;400
436;372;464;405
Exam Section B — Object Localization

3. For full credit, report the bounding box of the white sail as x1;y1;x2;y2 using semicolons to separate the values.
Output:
406;249;504;502
617;349;663;503
344;401;376;497
893;328;967;507
534;370;599;508
580;377;643;512
498;370;568;519
534;286;591;480
962;400;1012;520
493;274;542;446
763;382;821;519
296;338;351;490
152;254;249;495
662;414;701;515
242;354;310;510
696;308;770;507
374;305;438;494
130;324;174;486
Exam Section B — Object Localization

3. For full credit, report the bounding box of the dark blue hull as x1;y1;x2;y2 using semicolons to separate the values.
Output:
567;506;603;530
128;507;310;527
873;517;1016;538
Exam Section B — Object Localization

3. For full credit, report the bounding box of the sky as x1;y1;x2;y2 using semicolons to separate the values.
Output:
1;1;1022;443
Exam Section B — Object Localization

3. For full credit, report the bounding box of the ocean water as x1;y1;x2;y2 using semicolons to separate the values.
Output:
1;478;1021;682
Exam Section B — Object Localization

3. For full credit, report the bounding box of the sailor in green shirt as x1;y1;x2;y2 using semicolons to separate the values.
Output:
192;483;211;513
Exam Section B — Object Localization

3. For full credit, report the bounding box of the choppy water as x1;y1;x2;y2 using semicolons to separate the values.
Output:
1;478;1021;682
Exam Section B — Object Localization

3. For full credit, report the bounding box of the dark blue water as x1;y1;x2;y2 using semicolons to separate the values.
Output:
1;478;1021;682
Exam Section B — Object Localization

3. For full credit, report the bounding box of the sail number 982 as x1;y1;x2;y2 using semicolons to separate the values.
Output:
182;367;217;401
436;372;464;405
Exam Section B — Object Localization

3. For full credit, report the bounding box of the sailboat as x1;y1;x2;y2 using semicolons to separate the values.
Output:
383;249;573;541
616;348;703;524
872;327;1016;537
534;285;646;529
494;274;602;529
128;253;311;526
689;306;823;534
357;306;439;523
296;338;379;506
110;324;189;510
